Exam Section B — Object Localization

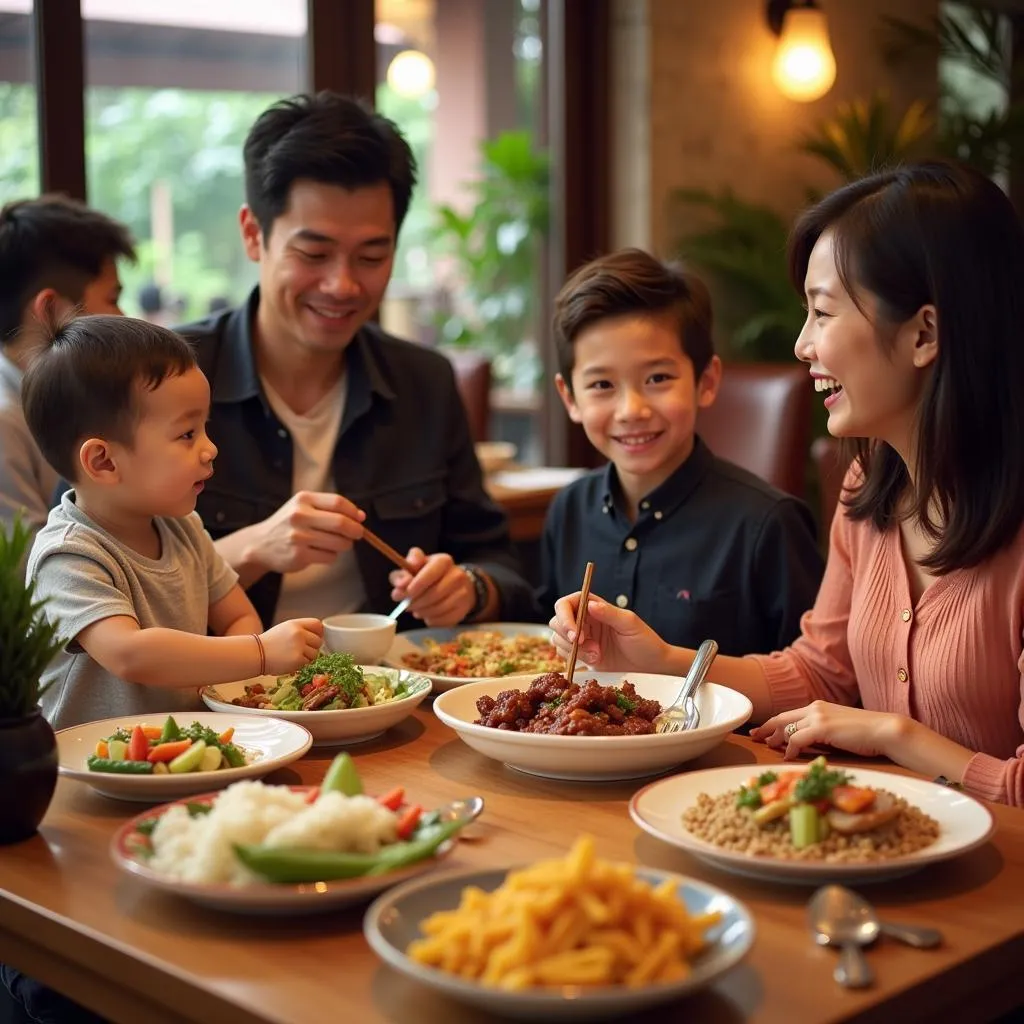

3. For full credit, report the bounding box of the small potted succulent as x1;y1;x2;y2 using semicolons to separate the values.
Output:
0;516;64;844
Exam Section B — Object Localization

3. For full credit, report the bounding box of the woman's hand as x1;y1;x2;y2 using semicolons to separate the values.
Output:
750;700;909;760
548;592;671;673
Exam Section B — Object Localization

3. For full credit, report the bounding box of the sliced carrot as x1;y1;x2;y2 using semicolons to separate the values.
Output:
377;786;405;811
831;786;877;814
128;725;149;762
217;727;235;745
396;804;423;840
95;740;109;758
146;739;193;763
141;725;163;741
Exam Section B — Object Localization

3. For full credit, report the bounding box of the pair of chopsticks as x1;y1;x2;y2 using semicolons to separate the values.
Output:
564;561;595;681
362;527;416;574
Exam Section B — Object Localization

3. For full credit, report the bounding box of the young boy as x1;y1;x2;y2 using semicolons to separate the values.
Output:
536;248;823;655
22;314;324;730
0;195;136;539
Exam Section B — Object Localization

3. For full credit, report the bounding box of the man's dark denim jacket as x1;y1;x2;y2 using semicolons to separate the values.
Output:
177;290;535;628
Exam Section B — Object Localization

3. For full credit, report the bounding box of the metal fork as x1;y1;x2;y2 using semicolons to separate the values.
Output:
654;639;719;734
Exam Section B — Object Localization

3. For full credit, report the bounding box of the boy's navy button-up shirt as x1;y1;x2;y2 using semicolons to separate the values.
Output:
535;438;824;655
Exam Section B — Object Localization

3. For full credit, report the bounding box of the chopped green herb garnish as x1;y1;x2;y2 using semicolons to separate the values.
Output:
291;652;364;701
497;660;516;675
542;694;563;711
756;770;779;787
736;785;763;810
793;761;850;803
615;692;637;713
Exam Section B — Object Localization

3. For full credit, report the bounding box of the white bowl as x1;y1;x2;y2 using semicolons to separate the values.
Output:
432;672;753;781
364;863;754;1020
323;613;397;663
474;440;517;474
56;712;313;802
201;666;433;746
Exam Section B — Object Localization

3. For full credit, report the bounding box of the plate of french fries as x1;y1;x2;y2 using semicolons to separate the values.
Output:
363;836;754;1020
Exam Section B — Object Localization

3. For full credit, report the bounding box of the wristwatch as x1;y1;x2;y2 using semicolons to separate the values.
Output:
459;563;489;621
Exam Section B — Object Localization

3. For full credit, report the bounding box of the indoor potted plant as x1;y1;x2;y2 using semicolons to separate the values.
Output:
0;516;64;844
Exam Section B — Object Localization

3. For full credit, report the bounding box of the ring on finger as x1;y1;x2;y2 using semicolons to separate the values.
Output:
784;721;799;739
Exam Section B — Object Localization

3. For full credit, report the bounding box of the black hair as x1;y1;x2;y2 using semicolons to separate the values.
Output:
243;91;417;238
0;195;136;345
21;315;196;483
552;247;715;392
788;160;1024;572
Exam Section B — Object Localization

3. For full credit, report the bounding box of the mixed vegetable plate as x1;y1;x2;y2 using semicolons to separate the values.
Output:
87;715;246;775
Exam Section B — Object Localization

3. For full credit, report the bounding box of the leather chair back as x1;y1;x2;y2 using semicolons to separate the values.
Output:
698;362;811;498
443;349;492;442
811;435;850;533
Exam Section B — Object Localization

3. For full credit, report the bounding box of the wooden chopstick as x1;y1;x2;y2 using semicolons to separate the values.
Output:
361;527;417;574
564;560;595;682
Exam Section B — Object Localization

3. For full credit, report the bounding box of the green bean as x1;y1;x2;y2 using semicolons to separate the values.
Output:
86;756;154;775
234;820;462;883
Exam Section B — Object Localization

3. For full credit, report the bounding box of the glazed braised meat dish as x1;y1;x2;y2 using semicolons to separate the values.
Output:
474;672;662;736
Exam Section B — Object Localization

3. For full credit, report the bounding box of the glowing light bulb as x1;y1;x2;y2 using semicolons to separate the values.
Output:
771;7;836;102
386;49;436;98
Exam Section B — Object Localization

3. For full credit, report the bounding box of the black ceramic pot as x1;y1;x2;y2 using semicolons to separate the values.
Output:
0;707;58;845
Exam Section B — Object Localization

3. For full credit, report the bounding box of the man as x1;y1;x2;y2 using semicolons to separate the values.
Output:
178;92;533;628
0;195;135;536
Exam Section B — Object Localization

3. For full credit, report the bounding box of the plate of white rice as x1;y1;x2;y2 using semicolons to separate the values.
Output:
110;780;462;914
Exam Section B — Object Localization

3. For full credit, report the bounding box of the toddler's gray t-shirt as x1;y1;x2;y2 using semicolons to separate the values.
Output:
27;491;238;730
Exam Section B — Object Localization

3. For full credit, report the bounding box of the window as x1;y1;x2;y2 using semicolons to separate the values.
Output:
376;0;549;464
82;0;307;320
0;0;39;205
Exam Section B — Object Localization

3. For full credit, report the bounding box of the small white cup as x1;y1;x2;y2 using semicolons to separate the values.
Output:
322;613;398;664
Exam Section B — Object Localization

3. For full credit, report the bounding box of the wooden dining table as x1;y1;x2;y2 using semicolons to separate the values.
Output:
1;705;1022;1024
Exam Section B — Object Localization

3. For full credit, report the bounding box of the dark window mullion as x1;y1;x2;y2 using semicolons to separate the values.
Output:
34;0;86;199
307;0;376;103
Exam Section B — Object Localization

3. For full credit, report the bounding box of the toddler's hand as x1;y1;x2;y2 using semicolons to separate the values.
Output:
260;618;324;675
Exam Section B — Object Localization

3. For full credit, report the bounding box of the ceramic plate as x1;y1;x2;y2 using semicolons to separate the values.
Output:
110;786;465;915
432;673;752;781
201;666;432;745
629;765;996;885
384;622;561;692
364;863;754;1021
57;712;312;802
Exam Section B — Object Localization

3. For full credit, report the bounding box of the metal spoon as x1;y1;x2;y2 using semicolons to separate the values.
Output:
437;795;485;826
808;885;876;988
812;884;942;950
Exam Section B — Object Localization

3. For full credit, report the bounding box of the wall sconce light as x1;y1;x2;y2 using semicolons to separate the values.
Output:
766;0;836;103
386;49;436;98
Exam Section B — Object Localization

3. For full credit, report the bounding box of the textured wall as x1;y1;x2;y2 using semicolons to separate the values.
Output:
612;0;939;254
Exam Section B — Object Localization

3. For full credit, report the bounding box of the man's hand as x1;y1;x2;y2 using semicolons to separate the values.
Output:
242;491;366;576
389;547;478;626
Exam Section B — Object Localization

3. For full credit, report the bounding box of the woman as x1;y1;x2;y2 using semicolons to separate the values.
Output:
549;161;1024;806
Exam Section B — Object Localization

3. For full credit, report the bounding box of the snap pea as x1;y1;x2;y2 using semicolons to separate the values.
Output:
158;714;181;743
220;743;246;769
319;752;362;797
234;820;463;884
86;755;154;775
